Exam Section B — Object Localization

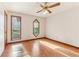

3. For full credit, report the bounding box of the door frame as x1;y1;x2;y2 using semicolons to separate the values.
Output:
4;11;7;45
11;15;21;41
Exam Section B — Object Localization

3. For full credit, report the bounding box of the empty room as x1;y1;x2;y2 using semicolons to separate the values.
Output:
0;2;79;57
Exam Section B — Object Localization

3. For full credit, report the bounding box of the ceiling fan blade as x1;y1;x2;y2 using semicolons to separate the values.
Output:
44;2;48;5
40;4;44;8
47;10;52;13
48;2;60;8
36;9;43;13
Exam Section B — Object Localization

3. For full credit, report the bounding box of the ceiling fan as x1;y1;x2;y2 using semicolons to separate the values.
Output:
36;2;60;14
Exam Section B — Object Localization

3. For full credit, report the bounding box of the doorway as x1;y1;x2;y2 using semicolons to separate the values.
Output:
11;16;21;41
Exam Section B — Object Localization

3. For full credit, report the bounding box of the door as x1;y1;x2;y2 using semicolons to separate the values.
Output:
11;16;21;41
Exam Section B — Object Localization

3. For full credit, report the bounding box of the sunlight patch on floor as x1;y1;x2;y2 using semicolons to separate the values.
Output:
40;41;79;57
32;40;40;57
9;43;30;57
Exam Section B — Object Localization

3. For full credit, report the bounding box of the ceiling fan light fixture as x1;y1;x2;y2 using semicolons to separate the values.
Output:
43;10;48;14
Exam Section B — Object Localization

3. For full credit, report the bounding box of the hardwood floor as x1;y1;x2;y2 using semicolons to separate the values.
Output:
1;39;79;57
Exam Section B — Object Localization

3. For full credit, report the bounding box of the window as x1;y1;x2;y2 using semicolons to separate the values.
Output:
11;16;21;41
33;19;40;37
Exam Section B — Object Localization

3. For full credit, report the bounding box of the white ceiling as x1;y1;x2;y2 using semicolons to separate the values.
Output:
1;2;79;18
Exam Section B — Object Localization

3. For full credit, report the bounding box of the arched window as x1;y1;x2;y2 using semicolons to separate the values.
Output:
33;19;40;37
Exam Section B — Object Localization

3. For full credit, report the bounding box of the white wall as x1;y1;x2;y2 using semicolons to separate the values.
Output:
7;11;46;43
0;8;4;55
46;6;79;47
